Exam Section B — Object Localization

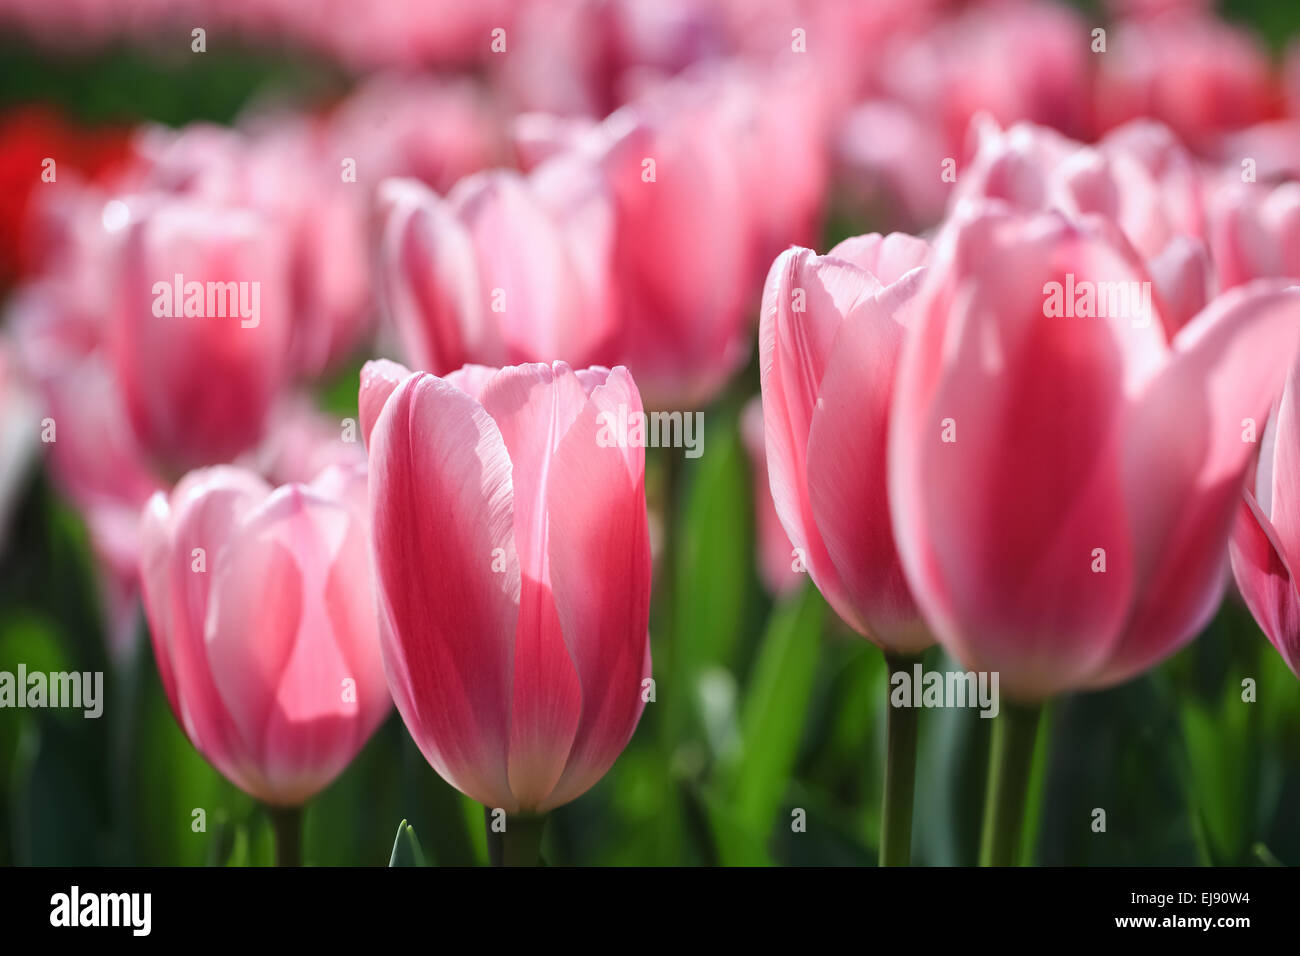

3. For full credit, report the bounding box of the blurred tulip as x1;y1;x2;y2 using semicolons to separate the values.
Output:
1213;120;1300;184
499;0;730;117
376;155;617;375
1231;365;1300;679
597;75;757;406
140;462;389;806
1207;181;1300;291
1095;12;1280;150
109;196;292;471
889;204;1300;701
956;117;1216;337
130;121;373;378
759;231;933;653
9;277;163;659
956;118;1208;261
741;398;802;598
363;358;651;813
886;0;1091;145
327;73;507;194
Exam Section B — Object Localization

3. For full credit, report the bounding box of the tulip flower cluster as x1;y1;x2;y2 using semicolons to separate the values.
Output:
1;0;1299;871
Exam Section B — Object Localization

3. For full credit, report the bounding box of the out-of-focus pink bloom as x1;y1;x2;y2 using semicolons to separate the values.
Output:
9;276;163;659
109;195;292;471
376;153;617;375
1094;12;1280;150
500;0;730;117
238;394;368;485
283;0;512;69
597;74;759;407
759;231;934;653
1103;0;1211;16
1230;367;1300;679
741;398;802;598
327;73;507;194
0;0;515;69
140;462;389;806
1207;181;1300;291
837;99;954;230
129;121;372;378
362;359;651;813
889;204;1300;701
722;63;833;263
1213;120;1300;184
958;118;1208;260
886;0;1090;146
836;1;1090;230
956;118;1214;337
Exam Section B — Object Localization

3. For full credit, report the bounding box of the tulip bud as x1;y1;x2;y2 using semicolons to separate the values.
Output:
140;463;389;806
362;359;651;813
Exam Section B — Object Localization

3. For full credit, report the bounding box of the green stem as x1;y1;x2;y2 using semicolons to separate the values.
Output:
659;449;684;738
486;809;547;867
267;805;303;867
880;652;922;866
979;700;1043;866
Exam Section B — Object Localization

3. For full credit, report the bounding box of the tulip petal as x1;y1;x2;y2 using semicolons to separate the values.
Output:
368;373;519;809
759;248;882;635
543;367;651;810
806;273;929;651
1098;282;1300;685
1230;493;1300;677
478;363;587;809
377;179;498;374
891;211;1155;698
139;467;269;791
359;359;413;449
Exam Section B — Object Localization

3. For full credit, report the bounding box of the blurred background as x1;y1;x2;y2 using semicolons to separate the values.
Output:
1;0;1299;866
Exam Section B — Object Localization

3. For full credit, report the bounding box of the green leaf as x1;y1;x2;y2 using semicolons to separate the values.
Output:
388;819;427;867
711;585;825;863
673;407;757;678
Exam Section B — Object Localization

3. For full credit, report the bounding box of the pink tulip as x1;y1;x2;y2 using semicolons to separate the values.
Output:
326;73;506;194
131;120;373;379
1207;181;1300;291
889;203;1300;700
741;398;802;598
957;118;1208;260
597;74;758;407
9;276;163;659
1212;120;1300;184
140;462;389;806
376;155;617;376
109;195;292;471
956;118;1215;338
759;231;934;653
1094;12;1280;150
362;358;651;813
883;0;1091;148
1230;367;1300;678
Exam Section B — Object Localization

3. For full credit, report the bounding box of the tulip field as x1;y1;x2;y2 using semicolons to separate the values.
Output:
1;0;1300;892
